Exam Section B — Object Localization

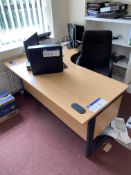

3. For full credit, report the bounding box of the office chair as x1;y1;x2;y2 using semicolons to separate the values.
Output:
74;30;113;78
67;23;84;48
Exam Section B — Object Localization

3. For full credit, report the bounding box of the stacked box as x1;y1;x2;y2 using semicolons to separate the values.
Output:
0;91;19;123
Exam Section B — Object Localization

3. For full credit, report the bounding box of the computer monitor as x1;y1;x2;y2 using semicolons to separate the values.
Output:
75;24;84;42
67;23;84;48
23;32;39;61
67;23;76;48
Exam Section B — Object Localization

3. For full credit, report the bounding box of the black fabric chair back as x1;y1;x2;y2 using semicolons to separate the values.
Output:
80;30;112;68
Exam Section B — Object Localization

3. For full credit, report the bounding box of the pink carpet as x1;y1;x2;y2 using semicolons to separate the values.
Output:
0;93;130;175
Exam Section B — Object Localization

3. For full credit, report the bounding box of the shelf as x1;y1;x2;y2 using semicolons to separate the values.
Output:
112;38;131;48
85;16;131;25
85;16;131;48
85;0;131;86
113;59;129;69
112;73;125;82
112;0;131;5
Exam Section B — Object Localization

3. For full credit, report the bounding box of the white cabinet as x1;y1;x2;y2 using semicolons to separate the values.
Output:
85;0;131;88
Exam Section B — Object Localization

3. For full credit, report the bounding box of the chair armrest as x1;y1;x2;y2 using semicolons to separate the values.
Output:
109;57;113;78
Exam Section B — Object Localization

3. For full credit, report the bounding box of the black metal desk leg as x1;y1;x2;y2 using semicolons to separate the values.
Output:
85;117;96;158
85;117;109;158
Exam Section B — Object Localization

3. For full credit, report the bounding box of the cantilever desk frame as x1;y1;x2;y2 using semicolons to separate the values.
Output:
4;48;128;158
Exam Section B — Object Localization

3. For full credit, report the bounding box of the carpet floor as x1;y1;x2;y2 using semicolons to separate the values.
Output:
0;92;131;175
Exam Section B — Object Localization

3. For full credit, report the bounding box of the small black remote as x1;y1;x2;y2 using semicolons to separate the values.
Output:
71;103;86;114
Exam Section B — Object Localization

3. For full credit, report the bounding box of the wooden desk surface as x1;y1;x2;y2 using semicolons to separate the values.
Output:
4;48;128;125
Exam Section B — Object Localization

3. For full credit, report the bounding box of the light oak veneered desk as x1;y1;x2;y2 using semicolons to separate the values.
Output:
4;48;128;157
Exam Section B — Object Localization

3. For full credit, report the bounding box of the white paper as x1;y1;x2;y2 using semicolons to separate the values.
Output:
43;50;60;57
102;118;131;150
87;98;108;113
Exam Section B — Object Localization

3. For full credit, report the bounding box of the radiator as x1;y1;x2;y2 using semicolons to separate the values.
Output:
0;61;6;73
0;63;23;94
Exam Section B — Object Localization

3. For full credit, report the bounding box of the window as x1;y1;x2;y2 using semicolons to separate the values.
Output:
0;0;52;51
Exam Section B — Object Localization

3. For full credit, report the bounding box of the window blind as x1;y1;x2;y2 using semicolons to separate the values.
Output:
0;0;52;50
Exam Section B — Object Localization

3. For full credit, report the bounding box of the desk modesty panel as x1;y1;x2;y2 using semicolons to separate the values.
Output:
23;80;122;140
4;48;128;141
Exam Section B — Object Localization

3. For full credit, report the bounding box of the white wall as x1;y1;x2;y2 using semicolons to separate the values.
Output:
68;0;86;25
51;0;69;38
51;0;86;38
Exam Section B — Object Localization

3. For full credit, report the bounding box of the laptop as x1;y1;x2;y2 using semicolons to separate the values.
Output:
27;44;63;75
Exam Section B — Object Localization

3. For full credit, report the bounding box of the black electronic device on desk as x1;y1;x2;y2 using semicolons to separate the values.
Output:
67;23;84;48
23;32;51;71
23;32;39;71
27;44;63;75
38;32;51;41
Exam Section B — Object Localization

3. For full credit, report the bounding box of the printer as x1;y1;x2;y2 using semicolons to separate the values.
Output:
27;44;63;75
